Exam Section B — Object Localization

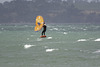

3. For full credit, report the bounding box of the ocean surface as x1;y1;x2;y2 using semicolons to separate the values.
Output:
0;23;100;67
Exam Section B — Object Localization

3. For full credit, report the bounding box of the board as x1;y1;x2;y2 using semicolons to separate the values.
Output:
40;35;46;38
34;16;44;31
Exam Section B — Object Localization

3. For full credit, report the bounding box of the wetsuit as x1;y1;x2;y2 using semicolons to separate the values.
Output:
42;25;46;35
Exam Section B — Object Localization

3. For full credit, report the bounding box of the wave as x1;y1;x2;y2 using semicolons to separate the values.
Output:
37;38;42;41
46;48;59;52
27;38;30;40
47;37;52;39
53;28;58;30
93;50;100;53
63;32;68;34
94;38;100;41
24;44;36;49
77;39;88;42
77;38;100;42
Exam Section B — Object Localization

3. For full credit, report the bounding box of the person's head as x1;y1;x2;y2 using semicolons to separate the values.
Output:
44;23;46;26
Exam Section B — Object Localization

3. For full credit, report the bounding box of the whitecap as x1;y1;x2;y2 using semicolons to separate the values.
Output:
27;38;30;40
1;28;4;30
46;49;58;52
47;37;52;39
31;35;34;37
37;38;42;41
77;39;87;42
49;29;53;31
63;32;67;35
83;29;87;30
94;38;100;41
64;49;68;50
24;44;35;49
93;50;100;53
53;28;58;30
80;50;83;52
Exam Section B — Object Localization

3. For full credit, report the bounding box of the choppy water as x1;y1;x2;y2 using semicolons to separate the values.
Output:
0;23;100;67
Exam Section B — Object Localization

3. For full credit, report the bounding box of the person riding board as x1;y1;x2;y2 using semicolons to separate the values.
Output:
42;23;47;36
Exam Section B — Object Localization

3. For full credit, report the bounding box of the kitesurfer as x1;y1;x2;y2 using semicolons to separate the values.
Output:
42;23;47;36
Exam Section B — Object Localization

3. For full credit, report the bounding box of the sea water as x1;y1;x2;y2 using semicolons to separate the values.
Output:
0;23;100;67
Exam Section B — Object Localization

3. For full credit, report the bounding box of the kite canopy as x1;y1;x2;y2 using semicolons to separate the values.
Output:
34;16;44;31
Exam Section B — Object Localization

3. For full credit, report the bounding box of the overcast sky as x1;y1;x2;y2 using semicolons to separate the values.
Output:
0;0;12;3
0;0;93;3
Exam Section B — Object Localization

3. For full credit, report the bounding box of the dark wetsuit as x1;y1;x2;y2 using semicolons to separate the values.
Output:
42;25;46;35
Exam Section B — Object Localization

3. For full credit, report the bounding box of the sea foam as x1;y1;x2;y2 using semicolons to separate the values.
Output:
77;39;87;42
24;44;35;49
93;50;100;53
63;32;67;34
27;38;30;40
94;38;100;41
53;28;58;30
47;37;52;39
46;49;58;52
37;38;42;41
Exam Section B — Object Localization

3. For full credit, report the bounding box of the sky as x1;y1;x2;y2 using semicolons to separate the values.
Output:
0;0;12;3
0;0;93;3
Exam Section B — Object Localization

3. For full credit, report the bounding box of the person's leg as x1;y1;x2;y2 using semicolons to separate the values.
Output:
44;32;45;35
43;30;46;35
42;30;45;35
42;31;44;35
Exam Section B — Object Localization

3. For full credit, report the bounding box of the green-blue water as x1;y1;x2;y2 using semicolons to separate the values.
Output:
0;23;100;67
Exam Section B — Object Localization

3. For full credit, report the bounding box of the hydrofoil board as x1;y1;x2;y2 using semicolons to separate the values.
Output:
40;35;46;38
